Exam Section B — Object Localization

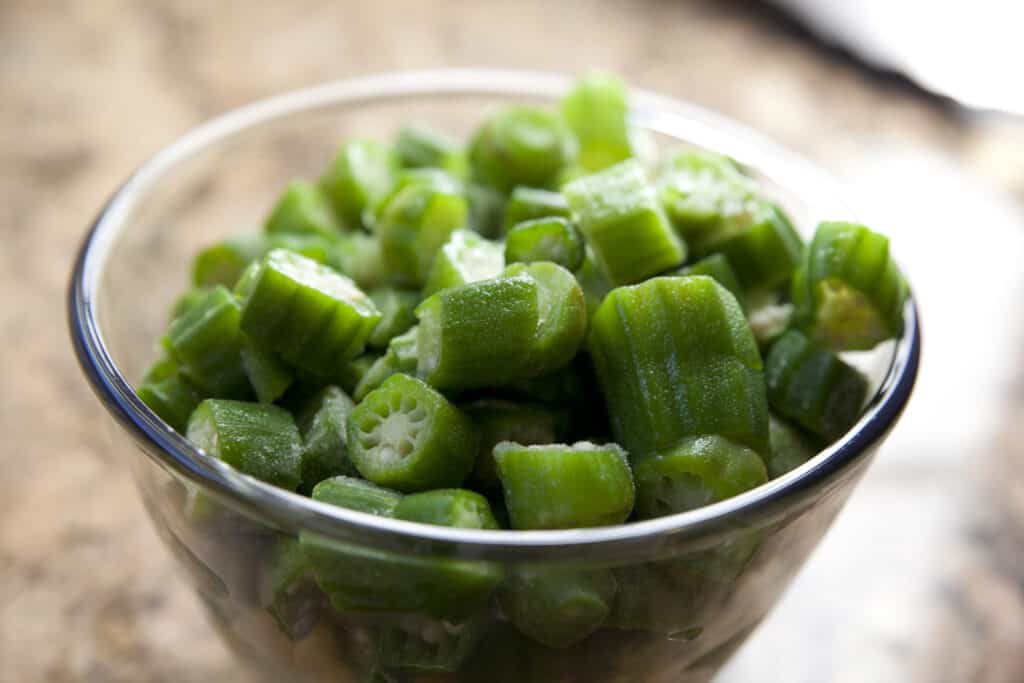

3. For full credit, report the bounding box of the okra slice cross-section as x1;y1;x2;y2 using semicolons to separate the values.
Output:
165;285;249;398
347;374;479;492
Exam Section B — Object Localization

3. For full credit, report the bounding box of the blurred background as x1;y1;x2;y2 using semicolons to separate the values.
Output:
3;1;1023;681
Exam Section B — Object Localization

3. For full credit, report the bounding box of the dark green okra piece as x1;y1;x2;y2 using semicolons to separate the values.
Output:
672;253;744;311
422;229;505;296
503;187;571;232
494;441;635;529
504;217;585;272
264;180;344;239
462;399;569;495
792;221;908;351
239;249;381;376
469;105;577;192
347;374;479;492
137;356;204;432
370;614;490;674
764;330;869;441
239;343;293;404
320;139;399;231
375;172;469;286
186;399;302;490
296;386;359;493
192;233;335;288
367;287;420;348
765;414;816;479
395;123;466;176
632;435;768;518
587;275;770;457
165;285;249;397
499;566;617;649
393;489;500;529
331;232;389;291
262;537;325;640
311;475;403;517
561;72;634;172
564;159;686;285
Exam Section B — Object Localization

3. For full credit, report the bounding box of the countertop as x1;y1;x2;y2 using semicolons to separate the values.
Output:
3;1;1024;681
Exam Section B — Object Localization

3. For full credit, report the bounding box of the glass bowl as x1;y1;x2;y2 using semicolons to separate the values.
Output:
68;69;920;683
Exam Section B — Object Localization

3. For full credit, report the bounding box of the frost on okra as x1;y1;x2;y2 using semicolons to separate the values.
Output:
239;249;381;377
347;374;479;492
587;275;770;457
564;159;685;285
792;221;908;351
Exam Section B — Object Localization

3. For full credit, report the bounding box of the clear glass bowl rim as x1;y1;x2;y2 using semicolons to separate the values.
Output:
68;69;920;562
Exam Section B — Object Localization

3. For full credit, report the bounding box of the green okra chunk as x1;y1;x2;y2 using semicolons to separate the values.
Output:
393;489;499;529
561;72;634;172
311;475;403;516
186;399;302;490
632;435;768;519
371;615;488;674
262;537;324;640
672;253;744;311
296;386;359;492
240;249;381;376
503;262;588;376
320;139;399;231
354;326;420;401
376;175;469;287
498;566;617;648
462;400;569;496
170;287;211;322
137;356;204;433
395;123;465;175
423;229;505;297
367;287;420;348
166;286;249;397
469;106;577;192
764;330;869;441
504;217;585;272
606;562;714;635
792;221;908;351
466;181;506;238
331;232;389;290
503;187;571;232
564;160;686;285
264;181;344;239
416;275;540;392
587;276;770;456
193;234;335;288
765;414;816;479
240;343;293;404
493;441;635;529
347;374;479;492
655;148;754;242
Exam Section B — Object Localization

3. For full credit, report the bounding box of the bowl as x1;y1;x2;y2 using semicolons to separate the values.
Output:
68;69;920;683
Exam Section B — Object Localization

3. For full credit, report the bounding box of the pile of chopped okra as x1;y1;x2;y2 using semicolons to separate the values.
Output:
139;73;907;535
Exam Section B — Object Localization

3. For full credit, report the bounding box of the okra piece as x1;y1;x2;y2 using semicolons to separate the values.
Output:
422;229;505;296
560;72;634;172
367;287;420;348
354;351;403;402
416;275;539;392
503;262;588;376
564;160;686;285
193;234;334;288
239;249;381;376
588;276;770;456
296;386;358;492
331;232;389;291
347;374;479;492
469;105;577;192
632;435;768;519
320;139;399;231
655;148;753;242
493;441;635;529
264;180;343;239
765;414;816;479
393;489;500;529
792;221;908;351
462;400;569;495
170;287;211;322
673;253;744;311
503;187;571;232
186;399;302;490
312;475;403;517
376;175;469;286
504;217;585;272
395;123;465;175
764;330;869;441
166;286;249;397
466;181;506;238
137;356;204;433
240;343;293;404
262;537;324;640
606;562;714;635
499;566;617;649
370;614;489;674
388;326;419;372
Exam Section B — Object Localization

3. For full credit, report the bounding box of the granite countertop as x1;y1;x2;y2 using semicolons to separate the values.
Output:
3;1;1023;681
